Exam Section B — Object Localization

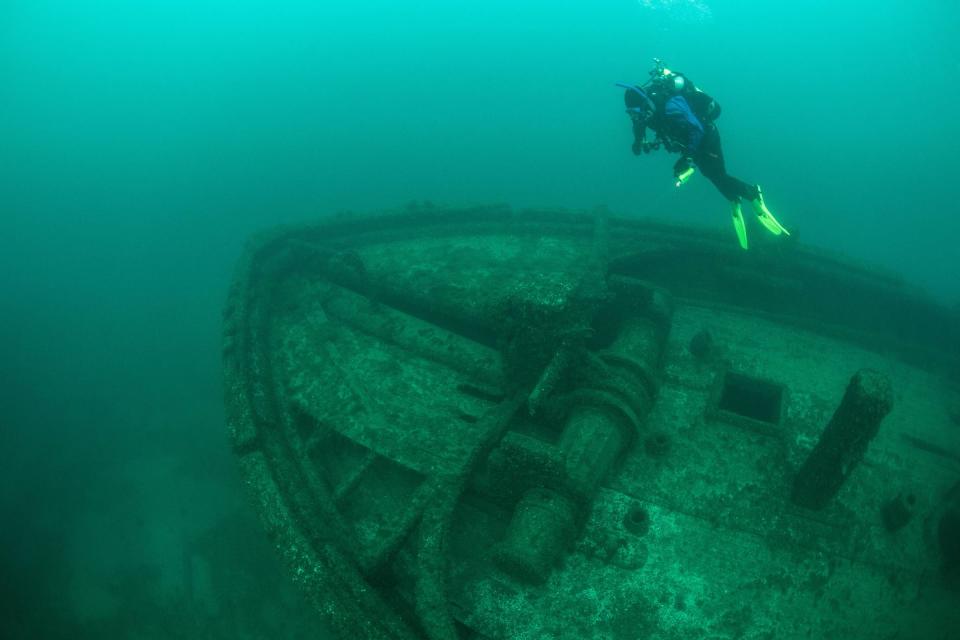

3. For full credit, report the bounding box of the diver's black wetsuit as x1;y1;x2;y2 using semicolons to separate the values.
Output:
693;123;759;203
628;80;758;203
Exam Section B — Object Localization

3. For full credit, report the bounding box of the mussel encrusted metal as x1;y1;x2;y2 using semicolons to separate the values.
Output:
224;205;960;639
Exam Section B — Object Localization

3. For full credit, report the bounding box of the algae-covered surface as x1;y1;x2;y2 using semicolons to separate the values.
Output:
224;206;960;639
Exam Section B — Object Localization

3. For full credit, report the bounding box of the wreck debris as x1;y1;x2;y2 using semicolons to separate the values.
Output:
791;369;894;510
880;492;916;532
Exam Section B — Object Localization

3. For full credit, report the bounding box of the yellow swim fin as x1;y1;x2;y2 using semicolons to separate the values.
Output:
731;200;748;250
750;185;790;236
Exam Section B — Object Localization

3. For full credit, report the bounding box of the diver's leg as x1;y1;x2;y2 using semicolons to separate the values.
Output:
695;126;746;201
697;125;789;236
696;157;738;201
694;125;749;249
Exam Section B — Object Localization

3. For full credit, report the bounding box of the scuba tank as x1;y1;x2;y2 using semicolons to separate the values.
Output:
648;58;722;123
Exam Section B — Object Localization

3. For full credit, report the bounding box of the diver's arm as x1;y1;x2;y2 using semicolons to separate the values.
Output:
631;119;646;155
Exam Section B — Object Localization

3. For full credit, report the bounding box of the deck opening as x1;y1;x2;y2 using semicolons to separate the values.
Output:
717;372;783;425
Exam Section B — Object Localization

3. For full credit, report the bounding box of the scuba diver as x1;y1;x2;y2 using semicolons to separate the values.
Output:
617;59;789;249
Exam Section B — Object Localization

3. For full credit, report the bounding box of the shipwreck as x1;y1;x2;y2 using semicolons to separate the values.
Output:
223;204;960;639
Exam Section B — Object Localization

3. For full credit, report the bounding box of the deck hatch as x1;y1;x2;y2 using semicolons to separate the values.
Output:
717;372;783;425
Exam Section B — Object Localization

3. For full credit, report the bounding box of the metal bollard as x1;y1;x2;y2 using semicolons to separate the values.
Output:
791;369;893;510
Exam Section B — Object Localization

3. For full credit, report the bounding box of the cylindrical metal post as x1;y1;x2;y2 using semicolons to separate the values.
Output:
791;369;893;510
492;488;576;584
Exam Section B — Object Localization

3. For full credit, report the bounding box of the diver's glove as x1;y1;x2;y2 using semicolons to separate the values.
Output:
673;156;695;187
